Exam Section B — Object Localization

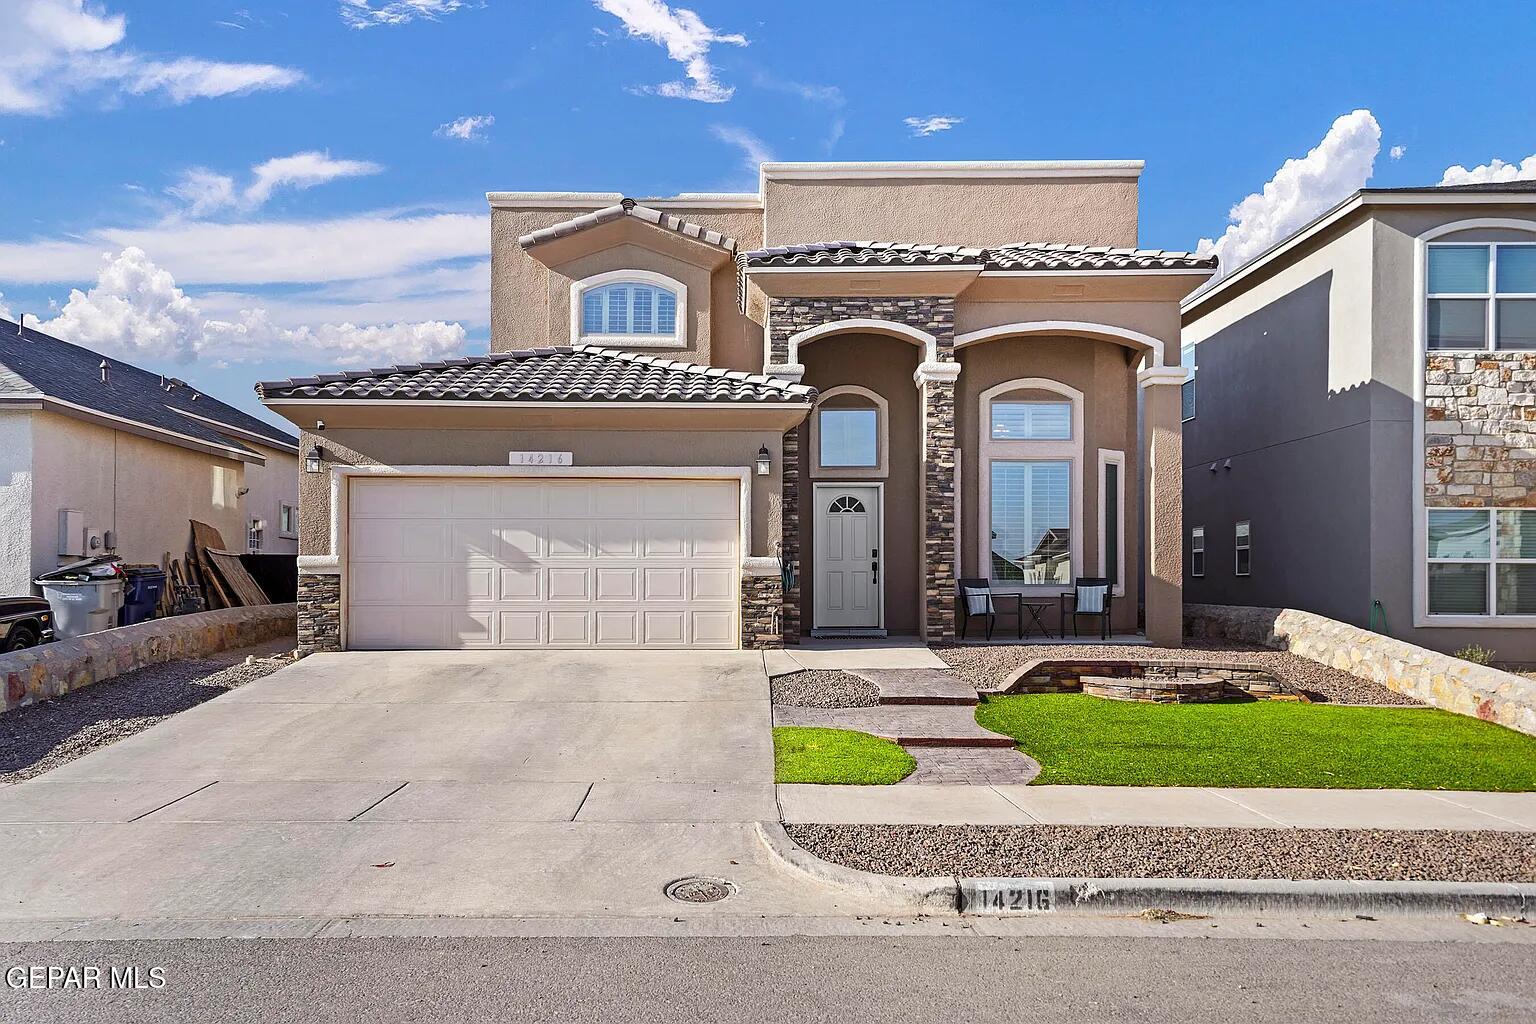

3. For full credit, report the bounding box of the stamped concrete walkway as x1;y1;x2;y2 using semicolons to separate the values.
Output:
778;784;1536;831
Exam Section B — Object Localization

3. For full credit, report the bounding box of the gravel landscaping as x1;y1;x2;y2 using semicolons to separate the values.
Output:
784;823;1536;882
0;637;295;784
771;669;879;708
934;641;1421;706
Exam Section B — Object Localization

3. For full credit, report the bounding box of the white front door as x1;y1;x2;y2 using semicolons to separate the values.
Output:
813;484;882;629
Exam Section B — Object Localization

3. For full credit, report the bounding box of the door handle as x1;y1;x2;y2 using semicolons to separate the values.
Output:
871;549;879;585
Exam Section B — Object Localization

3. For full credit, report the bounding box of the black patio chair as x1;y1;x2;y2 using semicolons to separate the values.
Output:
957;578;1020;641
1059;577;1113;640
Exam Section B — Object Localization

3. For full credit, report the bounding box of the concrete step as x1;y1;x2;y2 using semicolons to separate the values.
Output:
847;668;978;706
772;705;1015;747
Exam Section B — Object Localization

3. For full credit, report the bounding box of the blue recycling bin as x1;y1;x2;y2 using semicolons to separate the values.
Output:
119;568;167;626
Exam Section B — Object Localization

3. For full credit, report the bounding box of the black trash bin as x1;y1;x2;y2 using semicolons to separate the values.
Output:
119;566;168;626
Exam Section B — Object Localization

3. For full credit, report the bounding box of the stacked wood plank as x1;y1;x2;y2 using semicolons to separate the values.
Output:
187;520;270;608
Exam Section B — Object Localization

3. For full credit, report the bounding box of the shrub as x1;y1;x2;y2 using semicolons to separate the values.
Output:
1455;644;1497;666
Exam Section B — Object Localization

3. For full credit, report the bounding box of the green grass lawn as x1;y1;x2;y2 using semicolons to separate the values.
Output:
975;694;1536;790
773;726;916;785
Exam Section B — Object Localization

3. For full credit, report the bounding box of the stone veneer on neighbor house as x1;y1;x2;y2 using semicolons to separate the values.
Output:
1425;352;1536;507
769;295;959;641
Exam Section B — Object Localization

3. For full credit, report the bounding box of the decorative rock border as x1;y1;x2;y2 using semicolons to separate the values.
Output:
994;657;1301;702
1;604;296;713
1081;674;1226;703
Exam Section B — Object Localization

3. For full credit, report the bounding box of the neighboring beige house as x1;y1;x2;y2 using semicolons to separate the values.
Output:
0;318;300;596
259;160;1212;653
1182;180;1536;661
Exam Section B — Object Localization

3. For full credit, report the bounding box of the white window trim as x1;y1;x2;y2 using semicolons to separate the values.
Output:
1425;507;1536;621
1097;448;1126;597
248;518;265;553
569;269;687;349
1234;520;1251;577
977;377;1084;593
1413;219;1536;628
1425;241;1536;353
1190;525;1206;578
1180;341;1196;422
809;384;889;478
278;500;299;540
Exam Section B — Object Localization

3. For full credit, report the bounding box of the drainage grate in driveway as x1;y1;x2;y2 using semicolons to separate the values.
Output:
663;876;736;904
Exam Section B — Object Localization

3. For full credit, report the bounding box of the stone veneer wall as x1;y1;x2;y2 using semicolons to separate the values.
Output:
781;426;802;644
920;376;957;642
1425;352;1536;507
297;573;342;655
741;573;784;650
767;297;955;364
1185;603;1536;736
2;604;296;713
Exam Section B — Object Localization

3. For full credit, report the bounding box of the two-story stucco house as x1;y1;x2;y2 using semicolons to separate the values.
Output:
258;160;1213;654
1181;180;1536;661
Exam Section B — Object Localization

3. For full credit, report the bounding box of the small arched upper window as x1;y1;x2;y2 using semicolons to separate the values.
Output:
573;271;685;348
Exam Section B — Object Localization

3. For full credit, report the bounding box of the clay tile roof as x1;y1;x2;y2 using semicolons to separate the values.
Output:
256;344;814;405
741;240;1216;272
517;199;738;252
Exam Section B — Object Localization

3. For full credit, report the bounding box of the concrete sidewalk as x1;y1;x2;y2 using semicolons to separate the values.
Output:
778;784;1536;831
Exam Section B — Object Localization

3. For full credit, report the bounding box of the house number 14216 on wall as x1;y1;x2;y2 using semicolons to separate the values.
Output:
508;452;573;466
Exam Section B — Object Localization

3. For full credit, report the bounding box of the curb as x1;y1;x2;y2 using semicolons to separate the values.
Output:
756;822;1536;918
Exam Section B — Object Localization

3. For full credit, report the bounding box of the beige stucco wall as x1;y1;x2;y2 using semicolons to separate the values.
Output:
489;204;765;371
798;333;923;634
298;427;784;560
956;297;1183;369
242;441;300;555
27;411;246;580
955;337;1144;634
762;175;1140;248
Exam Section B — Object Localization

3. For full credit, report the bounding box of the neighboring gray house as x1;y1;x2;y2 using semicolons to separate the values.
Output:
1181;180;1536;661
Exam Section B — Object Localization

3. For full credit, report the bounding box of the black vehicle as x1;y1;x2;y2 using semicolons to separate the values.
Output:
0;597;54;651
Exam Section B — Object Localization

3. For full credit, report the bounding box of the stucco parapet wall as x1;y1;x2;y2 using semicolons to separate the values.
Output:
1184;603;1536;737
1;605;296;714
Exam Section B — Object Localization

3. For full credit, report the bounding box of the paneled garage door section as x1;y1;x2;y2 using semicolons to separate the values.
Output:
347;478;741;649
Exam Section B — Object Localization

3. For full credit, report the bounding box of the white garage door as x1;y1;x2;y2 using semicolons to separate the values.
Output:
346;477;741;649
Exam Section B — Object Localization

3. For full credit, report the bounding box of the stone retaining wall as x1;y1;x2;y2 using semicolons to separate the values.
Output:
1;604;296;713
1185;603;1536;736
1001;657;1289;699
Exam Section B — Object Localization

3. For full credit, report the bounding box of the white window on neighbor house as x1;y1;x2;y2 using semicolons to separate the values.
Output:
979;379;1083;589
1426;243;1536;350
248;518;265;553
572;270;685;348
1180;341;1197;422
1235;520;1251;577
278;502;298;539
812;385;888;476
1190;526;1206;578
1427;508;1536;616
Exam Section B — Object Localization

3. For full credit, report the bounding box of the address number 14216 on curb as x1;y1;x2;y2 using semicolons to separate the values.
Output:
960;879;1056;914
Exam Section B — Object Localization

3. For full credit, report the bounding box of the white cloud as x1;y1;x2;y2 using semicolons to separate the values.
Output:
435;114;494;141
710;124;773;176
0;0;303;115
594;0;746;103
244;151;384;205
167;168;238;217
0;210;485;286
167;152;383;215
39;247;466;367
339;0;469;28
1390;145;1407;161
1197;109;1380;278
0;293;12;321
904;115;962;137
753;73;844;150
1439;153;1536;186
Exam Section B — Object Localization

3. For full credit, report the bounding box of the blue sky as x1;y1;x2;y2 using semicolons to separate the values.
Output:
2;0;1534;430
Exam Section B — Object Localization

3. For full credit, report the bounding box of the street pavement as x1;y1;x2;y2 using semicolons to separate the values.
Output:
3;927;1534;1023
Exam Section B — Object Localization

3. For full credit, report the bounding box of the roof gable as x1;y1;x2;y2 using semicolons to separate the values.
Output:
518;199;739;254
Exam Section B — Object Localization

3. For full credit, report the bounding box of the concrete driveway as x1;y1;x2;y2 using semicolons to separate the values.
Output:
0;651;887;936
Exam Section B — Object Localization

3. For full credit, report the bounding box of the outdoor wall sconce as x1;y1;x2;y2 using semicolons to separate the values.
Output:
755;446;772;476
304;446;325;474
